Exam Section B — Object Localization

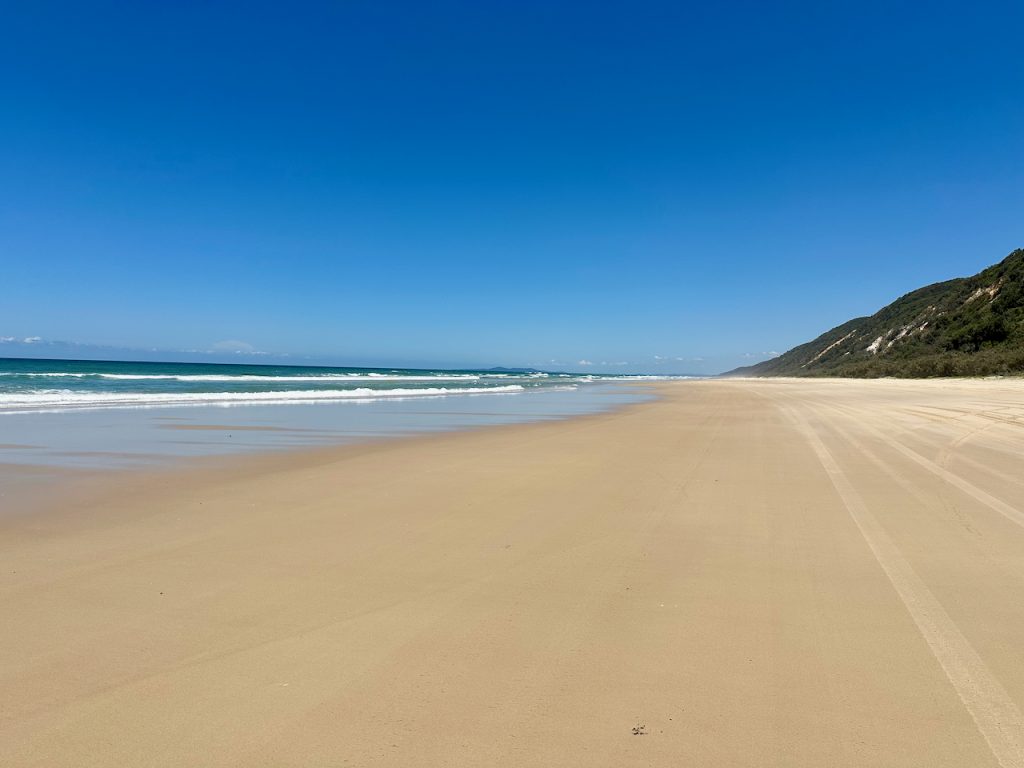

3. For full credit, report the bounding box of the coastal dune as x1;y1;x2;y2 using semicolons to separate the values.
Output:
3;379;1024;766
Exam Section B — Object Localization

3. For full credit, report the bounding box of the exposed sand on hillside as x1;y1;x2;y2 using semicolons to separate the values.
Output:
3;378;1024;766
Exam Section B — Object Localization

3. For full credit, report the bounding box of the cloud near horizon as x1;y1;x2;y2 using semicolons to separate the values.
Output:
0;335;286;364
211;339;259;353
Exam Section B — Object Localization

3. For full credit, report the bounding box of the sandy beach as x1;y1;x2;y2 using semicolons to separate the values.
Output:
3;378;1024;767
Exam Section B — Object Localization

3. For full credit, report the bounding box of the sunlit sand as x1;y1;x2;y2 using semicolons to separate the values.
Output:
3;378;1024;766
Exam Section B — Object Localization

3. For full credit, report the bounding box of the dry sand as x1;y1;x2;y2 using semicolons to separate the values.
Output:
3;378;1024;766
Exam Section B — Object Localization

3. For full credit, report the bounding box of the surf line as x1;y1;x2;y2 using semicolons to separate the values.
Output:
785;405;1024;768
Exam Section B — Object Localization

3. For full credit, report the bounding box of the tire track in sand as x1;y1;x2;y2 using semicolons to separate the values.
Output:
784;404;1024;768
814;400;1024;532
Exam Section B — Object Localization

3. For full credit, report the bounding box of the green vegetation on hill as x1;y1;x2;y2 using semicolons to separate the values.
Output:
729;248;1024;378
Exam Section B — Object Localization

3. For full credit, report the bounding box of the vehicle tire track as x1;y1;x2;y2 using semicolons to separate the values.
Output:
812;400;1024;532
782;403;1024;768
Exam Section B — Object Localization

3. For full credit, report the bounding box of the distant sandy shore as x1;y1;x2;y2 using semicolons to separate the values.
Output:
4;378;1024;766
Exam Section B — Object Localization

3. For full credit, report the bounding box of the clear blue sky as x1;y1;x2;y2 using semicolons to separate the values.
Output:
2;1;1021;374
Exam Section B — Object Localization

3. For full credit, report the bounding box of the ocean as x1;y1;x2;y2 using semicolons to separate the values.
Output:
0;357;674;414
0;358;680;470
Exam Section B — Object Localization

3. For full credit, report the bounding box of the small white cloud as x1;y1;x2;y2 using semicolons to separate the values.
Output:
601;361;629;366
655;354;703;365
577;359;593;366
212;339;256;353
23;336;42;344
0;336;15;343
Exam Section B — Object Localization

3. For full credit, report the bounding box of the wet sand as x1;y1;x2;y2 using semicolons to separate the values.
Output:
3;378;1024;766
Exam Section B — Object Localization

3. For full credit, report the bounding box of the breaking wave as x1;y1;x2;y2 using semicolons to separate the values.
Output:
0;385;532;413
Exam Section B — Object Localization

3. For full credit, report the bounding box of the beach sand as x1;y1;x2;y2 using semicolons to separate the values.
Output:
3;378;1024;766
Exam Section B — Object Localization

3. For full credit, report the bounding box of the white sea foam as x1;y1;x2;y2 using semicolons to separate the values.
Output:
0;385;529;413
1;372;495;382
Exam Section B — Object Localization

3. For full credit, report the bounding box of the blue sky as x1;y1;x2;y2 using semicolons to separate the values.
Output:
2;1;1021;374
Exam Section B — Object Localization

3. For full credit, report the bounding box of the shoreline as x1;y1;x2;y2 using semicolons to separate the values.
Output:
4;378;1024;766
0;381;652;474
1;384;660;523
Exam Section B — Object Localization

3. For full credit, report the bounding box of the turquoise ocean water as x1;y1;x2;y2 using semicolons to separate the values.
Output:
0;358;684;471
0;357;639;412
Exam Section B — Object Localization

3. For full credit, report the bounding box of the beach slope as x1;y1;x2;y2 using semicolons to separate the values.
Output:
3;379;1024;766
